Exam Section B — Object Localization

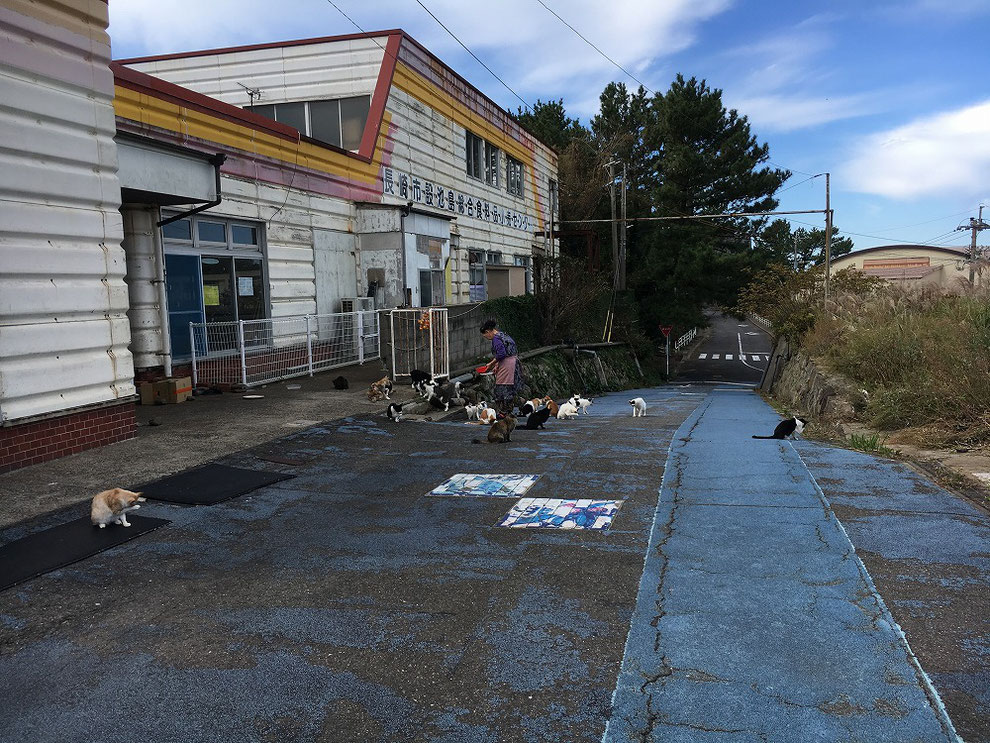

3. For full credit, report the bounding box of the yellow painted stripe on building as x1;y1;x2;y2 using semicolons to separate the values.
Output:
392;62;538;168
392;62;549;230
113;85;389;186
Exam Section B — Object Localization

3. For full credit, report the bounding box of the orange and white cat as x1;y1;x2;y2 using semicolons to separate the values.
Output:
91;488;145;528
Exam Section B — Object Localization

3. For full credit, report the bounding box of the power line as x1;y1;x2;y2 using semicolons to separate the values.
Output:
411;0;532;113
533;0;654;95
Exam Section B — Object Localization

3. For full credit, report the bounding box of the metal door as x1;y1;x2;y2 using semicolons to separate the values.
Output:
165;253;204;359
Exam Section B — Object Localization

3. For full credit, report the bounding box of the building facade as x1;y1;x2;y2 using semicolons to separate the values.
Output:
0;3;559;473
832;245;985;290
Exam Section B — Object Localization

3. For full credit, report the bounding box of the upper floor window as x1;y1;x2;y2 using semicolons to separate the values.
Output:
247;95;370;151
465;130;500;187
507;156;524;197
485;142;500;188
466;132;483;180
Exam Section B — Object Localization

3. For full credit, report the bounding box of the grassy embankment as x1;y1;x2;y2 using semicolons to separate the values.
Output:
741;267;990;450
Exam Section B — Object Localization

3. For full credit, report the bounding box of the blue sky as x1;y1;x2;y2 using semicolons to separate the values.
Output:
110;0;990;252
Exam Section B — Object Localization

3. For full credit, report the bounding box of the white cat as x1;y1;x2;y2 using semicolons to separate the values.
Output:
556;401;579;419
91;488;145;528
570;394;592;415
629;397;647;417
465;403;481;420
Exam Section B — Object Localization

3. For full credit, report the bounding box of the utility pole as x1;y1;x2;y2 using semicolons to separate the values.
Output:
608;160;619;290
619;162;627;291
793;232;799;271
963;204;988;286
824;172;832;300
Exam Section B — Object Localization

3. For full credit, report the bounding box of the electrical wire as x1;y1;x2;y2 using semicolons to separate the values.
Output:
411;0;533;113
533;0;654;95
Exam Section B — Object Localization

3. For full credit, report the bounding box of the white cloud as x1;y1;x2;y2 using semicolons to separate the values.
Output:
841;101;990;199
728;93;877;133
109;0;733;116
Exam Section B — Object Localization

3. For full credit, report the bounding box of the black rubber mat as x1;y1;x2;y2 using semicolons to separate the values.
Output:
139;463;294;505
0;515;170;592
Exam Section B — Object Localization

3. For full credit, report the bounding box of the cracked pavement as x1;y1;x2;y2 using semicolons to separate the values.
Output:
0;385;985;742
604;388;970;743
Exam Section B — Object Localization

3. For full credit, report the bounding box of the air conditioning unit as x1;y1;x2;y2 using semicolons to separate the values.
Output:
340;297;374;313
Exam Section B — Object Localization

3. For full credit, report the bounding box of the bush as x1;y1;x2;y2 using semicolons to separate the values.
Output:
744;273;990;447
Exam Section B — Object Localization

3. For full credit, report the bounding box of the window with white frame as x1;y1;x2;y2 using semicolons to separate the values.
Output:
469;250;486;301
486;251;503;265
507;156;524;197
465;130;501;188
465;131;483;180
514;254;533;294
485;141;500;187
247;96;370;150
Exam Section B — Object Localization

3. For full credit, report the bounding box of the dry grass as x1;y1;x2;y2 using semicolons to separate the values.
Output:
803;284;990;448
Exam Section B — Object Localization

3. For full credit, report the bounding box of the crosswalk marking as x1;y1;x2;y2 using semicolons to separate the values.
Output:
695;353;770;362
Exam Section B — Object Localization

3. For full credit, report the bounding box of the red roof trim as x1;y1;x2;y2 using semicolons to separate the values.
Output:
357;32;401;162
114;28;555;153
114;29;404;65
111;62;301;144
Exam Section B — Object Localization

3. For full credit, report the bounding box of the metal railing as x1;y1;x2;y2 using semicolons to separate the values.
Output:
388;308;449;381
750;314;773;332
190;310;380;387
674;326;697;351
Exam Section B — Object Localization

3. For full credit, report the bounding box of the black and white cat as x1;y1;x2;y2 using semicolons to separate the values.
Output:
752;417;807;440
387;403;404;421
409;369;431;389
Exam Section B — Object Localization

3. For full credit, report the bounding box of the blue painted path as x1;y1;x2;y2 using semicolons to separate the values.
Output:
605;388;961;742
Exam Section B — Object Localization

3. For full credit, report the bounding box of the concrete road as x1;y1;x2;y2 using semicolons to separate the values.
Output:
1;386;985;742
674;314;772;386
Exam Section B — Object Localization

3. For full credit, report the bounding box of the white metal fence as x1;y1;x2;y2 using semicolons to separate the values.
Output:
190;310;380;387
388;308;449;381
674;326;697;351
750;314;773;332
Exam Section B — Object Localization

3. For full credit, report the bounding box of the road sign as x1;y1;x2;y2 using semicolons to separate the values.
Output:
659;325;673;337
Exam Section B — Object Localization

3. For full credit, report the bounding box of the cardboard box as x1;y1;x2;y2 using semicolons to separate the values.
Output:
138;381;161;406
158;376;193;404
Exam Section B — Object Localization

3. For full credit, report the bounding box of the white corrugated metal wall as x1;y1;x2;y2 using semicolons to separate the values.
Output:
0;3;134;422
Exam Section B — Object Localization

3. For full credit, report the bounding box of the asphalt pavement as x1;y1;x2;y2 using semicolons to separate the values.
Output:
674;314;772;385
0;382;985;742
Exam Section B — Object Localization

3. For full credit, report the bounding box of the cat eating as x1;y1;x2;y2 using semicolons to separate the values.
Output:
91;488;145;528
752;416;807;440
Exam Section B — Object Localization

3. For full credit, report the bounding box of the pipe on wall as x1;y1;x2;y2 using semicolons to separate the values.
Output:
152;206;173;377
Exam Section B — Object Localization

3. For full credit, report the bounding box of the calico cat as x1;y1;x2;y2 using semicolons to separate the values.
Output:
91;488;145;528
473;414;516;443
520;397;542;417
367;376;393;402
524;406;552;429
466;401;488;421
752;417;807;440
387;403;404;421
332;376;349;390
629;397;647;417
478;406;497;425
